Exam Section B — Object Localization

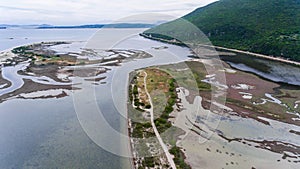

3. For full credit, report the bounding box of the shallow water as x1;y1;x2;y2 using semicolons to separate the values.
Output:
221;54;300;86
1;28;299;169
0;29;97;51
0;29;194;169
0;62;72;96
175;87;300;168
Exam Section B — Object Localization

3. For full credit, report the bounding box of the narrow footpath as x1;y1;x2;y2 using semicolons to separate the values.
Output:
142;71;177;169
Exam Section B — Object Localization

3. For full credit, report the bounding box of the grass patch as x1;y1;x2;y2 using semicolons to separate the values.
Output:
169;146;191;169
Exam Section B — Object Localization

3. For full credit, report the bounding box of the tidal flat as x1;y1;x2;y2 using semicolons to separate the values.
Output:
0;32;299;169
127;58;300;169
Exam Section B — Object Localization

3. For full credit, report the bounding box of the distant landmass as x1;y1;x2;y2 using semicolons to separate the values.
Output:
0;23;155;29
37;24;104;29
144;0;300;61
101;23;155;28
0;24;50;29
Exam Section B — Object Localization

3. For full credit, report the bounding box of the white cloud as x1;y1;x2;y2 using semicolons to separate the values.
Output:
0;0;217;25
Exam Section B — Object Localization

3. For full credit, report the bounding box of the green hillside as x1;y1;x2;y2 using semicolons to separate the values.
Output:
144;0;300;61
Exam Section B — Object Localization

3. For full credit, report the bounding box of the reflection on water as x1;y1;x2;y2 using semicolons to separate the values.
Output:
221;54;300;86
1;28;299;169
0;29;97;51
0;97;126;169
0;62;71;96
0;29;193;169
175;87;300;168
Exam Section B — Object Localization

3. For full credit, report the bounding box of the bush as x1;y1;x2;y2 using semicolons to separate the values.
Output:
169;146;191;169
165;106;173;114
143;157;155;167
133;85;138;95
143;122;152;128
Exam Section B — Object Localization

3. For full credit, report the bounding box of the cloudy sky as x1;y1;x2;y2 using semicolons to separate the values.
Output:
0;0;217;25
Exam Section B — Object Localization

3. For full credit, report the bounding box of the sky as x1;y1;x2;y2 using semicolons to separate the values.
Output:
0;0;217;25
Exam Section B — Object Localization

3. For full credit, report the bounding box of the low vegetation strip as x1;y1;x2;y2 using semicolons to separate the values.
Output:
128;68;191;169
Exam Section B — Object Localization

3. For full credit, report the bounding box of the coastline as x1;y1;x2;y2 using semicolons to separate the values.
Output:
206;44;300;67
140;33;300;67
2;33;299;168
0;37;185;169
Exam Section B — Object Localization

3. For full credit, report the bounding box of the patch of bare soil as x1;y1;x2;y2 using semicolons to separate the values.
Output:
0;79;74;103
0;71;12;87
197;62;300;126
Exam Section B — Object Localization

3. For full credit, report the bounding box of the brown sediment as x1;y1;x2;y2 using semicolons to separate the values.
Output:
198;91;212;110
0;79;74;102
249;140;300;159
225;97;299;126
225;96;298;126
165;60;300;129
225;68;279;98
186;116;207;133
218;133;300;161
194;62;300;126
185;89;203;104
221;62;278;102
277;92;298;99
289;130;300;136
100;62;121;67
68;67;108;78
16;90;68;99
218;134;242;143
0;71;12;87
225;103;271;125
190;128;202;136
84;77;106;82
21;64;65;83
12;42;152;70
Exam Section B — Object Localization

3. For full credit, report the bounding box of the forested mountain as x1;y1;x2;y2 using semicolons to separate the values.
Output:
144;0;300;61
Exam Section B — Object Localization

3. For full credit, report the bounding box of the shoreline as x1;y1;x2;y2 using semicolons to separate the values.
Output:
140;33;300;67
0;40;82;53
206;44;300;67
2;36;299;168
